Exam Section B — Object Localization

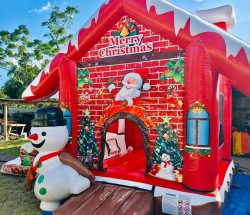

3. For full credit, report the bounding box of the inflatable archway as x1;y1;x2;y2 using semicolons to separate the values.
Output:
98;111;152;175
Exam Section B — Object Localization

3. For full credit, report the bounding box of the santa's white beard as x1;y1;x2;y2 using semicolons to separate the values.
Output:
116;85;140;100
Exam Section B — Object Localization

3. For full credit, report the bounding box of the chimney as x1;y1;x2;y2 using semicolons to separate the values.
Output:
195;5;236;31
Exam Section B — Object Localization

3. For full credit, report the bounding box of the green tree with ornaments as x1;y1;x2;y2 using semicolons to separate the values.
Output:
150;115;183;181
77;109;99;169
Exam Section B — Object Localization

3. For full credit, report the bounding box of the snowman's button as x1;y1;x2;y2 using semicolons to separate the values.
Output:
38;175;44;184
38;162;42;168
39;188;47;195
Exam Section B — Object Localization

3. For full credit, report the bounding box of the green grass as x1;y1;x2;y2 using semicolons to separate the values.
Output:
0;139;29;156
0;174;41;215
0;139;41;215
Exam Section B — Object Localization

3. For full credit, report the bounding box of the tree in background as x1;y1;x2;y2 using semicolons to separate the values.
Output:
0;25;37;98
41;6;78;56
3;77;24;99
0;6;78;98
0;88;8;99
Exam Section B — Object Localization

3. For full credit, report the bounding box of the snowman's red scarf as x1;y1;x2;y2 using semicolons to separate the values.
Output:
29;150;61;180
163;160;170;168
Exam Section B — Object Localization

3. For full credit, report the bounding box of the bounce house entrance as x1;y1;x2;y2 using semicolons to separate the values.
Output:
232;88;250;156
97;112;152;176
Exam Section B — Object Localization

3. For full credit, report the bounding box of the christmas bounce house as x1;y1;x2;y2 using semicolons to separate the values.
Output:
22;0;250;214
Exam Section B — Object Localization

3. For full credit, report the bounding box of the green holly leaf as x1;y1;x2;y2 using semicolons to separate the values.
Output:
166;69;175;77
83;69;89;76
173;73;182;82
159;74;165;81
78;69;84;75
83;77;89;82
175;58;184;67
166;60;175;68
78;80;85;88
180;67;185;74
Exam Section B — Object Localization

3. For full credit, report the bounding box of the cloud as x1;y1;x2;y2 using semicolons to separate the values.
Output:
8;57;18;66
29;2;52;13
195;0;203;2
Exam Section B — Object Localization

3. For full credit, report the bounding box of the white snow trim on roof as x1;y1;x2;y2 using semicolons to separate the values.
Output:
146;0;190;36
22;62;51;98
223;32;250;61
22;86;34;98
146;0;250;62
195;5;236;29
146;0;219;38
59;34;77;54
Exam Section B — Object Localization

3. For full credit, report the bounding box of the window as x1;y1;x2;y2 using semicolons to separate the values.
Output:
186;101;209;147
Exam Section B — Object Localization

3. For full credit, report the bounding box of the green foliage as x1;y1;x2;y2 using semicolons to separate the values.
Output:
78;68;93;88
41;6;79;55
3;78;25;99
0;88;8;99
160;58;185;86
0;6;79;99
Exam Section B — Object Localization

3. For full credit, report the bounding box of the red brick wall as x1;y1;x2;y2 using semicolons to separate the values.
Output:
77;16;185;148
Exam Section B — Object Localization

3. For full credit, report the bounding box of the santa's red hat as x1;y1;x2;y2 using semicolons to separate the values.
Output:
132;68;151;90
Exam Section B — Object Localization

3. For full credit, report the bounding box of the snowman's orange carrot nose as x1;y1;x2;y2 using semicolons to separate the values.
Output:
28;133;38;141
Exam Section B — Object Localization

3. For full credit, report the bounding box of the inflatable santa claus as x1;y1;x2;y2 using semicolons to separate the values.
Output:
107;68;151;106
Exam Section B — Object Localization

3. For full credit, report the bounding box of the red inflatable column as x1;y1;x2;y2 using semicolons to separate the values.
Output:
59;57;78;157
183;39;219;191
219;75;232;160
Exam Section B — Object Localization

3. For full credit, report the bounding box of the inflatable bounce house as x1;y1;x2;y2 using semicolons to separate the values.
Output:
22;0;250;214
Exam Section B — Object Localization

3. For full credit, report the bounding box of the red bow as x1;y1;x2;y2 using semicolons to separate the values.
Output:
163;160;170;168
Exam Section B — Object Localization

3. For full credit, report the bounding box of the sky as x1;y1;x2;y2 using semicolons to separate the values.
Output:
0;0;250;87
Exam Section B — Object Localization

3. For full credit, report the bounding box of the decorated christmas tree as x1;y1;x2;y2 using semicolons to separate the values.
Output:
77;109;99;169
152;116;183;169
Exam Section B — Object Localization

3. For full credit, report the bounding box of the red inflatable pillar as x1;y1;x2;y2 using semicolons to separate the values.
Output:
219;75;232;160
59;57;78;157
183;38;219;191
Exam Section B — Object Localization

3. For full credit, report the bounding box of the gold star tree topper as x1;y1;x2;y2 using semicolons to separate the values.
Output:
162;115;172;124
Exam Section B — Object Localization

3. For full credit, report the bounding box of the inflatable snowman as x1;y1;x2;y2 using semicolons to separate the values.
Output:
155;153;176;181
24;107;95;214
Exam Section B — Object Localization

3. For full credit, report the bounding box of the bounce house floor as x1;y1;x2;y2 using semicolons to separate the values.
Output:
54;148;233;214
91;148;233;199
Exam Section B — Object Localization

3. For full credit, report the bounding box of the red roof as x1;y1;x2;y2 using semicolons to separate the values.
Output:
22;0;250;102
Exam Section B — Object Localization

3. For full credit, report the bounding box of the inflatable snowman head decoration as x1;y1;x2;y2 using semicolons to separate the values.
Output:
29;106;69;152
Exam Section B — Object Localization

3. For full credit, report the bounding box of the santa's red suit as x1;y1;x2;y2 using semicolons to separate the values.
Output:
108;68;150;106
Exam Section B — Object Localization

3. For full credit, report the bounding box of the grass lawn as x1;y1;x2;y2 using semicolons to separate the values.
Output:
0;139;41;215
0;139;29;156
0;174;41;215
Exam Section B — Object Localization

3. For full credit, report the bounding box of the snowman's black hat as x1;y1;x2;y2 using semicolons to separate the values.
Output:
31;107;66;127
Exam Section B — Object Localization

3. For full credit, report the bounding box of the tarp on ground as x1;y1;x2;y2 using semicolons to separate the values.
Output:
223;173;250;214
